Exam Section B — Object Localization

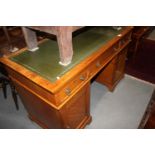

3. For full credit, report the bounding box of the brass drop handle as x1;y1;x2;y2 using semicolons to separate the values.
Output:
119;40;124;48
114;45;119;51
65;88;71;96
96;61;101;67
80;75;85;81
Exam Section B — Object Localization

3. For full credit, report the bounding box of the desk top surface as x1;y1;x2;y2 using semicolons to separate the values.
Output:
10;27;124;82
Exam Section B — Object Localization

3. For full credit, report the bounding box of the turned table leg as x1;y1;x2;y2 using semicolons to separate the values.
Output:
56;27;73;66
22;27;39;52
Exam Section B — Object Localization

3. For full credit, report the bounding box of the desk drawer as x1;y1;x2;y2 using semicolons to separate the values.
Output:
88;44;118;78
56;69;89;103
60;83;90;129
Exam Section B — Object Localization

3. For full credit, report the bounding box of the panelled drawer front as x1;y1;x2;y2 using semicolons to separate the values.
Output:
88;43;118;78
60;83;90;129
89;58;103;78
56;70;89;103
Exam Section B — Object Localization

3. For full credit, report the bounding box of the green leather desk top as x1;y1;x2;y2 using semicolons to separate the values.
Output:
10;27;123;82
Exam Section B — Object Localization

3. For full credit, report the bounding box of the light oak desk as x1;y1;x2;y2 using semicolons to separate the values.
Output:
0;27;133;128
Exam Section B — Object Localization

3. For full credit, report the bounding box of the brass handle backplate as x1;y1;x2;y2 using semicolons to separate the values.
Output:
80;75;85;81
96;61;101;67
65;88;71;96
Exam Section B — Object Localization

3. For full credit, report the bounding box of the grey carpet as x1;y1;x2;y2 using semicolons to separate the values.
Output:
87;75;154;128
0;75;154;129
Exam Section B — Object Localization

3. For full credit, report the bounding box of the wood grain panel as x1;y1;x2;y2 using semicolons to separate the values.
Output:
60;83;91;129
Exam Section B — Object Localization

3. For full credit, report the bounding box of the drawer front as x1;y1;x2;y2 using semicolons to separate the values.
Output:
56;69;89;103
60;83;90;129
88;44;118;78
89;58;103;78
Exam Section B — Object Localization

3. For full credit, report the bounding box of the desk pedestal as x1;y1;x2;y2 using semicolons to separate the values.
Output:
96;48;128;91
12;76;91;129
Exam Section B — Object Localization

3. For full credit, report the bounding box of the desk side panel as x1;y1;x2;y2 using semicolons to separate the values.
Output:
11;77;63;129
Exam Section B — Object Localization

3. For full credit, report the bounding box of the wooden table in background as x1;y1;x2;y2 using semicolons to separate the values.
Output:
128;26;152;63
22;26;83;66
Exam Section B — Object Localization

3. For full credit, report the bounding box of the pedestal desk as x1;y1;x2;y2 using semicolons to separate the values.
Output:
0;27;133;128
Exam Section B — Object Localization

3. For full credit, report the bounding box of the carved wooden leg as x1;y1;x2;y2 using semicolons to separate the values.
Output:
22;27;39;52
57;27;73;66
2;27;13;51
2;27;18;52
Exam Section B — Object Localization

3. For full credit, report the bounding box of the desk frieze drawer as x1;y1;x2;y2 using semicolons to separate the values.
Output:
55;70;89;104
88;44;118;78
